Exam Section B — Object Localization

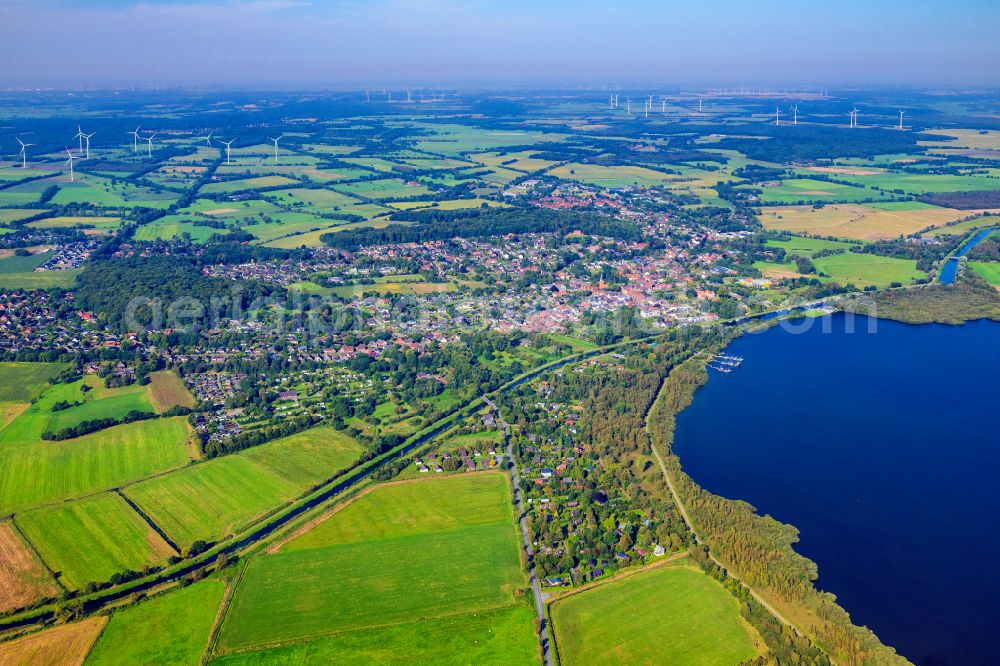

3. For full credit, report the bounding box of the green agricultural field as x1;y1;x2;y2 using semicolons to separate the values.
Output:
0;250;52;274
550;564;761;666
813;252;924;286
755;250;923;287
0;379;153;441
217;522;523;652
240;426;363;487
547;163;674;188
333;178;432;200
261;216;395;248
285;472;511;550
211;604;538;666
16;492;175;590
834;172;1000;195
969;261;1000;286
753;178;894;204
0;268;80;290
0;209;46;224
270;187;360;210
923;214;1000;237
84;579;225;665
133;219;228;243
124;456;300;547
765;236;859;258
0;362;65;402
0;417;191;515
216;473;528;654
125;426;362;547
27;216;120;233
388;198;508;211
200;175;299;194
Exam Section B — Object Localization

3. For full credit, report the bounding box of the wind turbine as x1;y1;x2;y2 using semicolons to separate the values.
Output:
16;137;32;168
64;148;79;182
661;99;666;112
220;138;235;165
609;94;614;110
203;130;214;147
898;110;905;130
626;97;631;114
791;105;799;126
267;135;283;164
365;90;371;103
145;132;157;157
127;125;141;152
698;98;703;112
73;125;85;155
775;106;781;126
82;131;95;159
851;107;859;128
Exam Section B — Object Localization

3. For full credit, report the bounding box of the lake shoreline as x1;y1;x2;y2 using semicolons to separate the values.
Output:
670;313;1000;665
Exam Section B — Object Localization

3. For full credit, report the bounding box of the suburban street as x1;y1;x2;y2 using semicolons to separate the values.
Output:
486;395;554;666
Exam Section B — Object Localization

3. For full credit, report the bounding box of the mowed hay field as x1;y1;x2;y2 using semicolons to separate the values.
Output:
215;473;531;655
0;417;192;515
146;370;196;412
0;520;59;613
211;604;539;666
0;362;65;402
550;564;762;666
0;377;154;443
125;426;362;547
0;616;107;666
16;492;176;590
970;261;1000;287
758;202;982;240
84;579;225;666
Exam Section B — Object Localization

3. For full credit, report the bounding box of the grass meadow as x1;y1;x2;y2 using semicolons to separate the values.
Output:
0;417;191;514
84;579;225;665
214;473;531;656
969;261;1000;286
0;362;65;402
550;564;761;666
17;492;175;590
125;426;362;547
211;604;538;666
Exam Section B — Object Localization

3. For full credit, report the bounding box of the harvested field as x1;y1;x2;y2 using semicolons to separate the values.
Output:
0;616;107;666
0;521;59;613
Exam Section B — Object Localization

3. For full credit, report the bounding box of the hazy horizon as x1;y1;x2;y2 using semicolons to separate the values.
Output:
3;0;998;89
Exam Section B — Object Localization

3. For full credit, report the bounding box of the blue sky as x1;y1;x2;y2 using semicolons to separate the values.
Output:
3;0;997;88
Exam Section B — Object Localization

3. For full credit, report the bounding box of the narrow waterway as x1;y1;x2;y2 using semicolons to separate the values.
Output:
673;313;1000;665
939;227;996;284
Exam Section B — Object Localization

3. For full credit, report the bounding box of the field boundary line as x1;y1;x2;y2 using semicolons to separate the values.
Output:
201;578;235;664
8;514;65;594
115;490;181;555
5;517;66;594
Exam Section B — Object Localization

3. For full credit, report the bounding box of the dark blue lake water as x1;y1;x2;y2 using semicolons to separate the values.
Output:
673;313;1000;665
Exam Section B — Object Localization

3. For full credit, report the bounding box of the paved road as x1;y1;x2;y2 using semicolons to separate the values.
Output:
485;396;553;666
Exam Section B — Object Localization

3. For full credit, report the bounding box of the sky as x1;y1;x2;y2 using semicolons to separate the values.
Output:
2;0;998;89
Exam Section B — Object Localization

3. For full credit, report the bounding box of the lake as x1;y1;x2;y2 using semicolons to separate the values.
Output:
673;313;1000;665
